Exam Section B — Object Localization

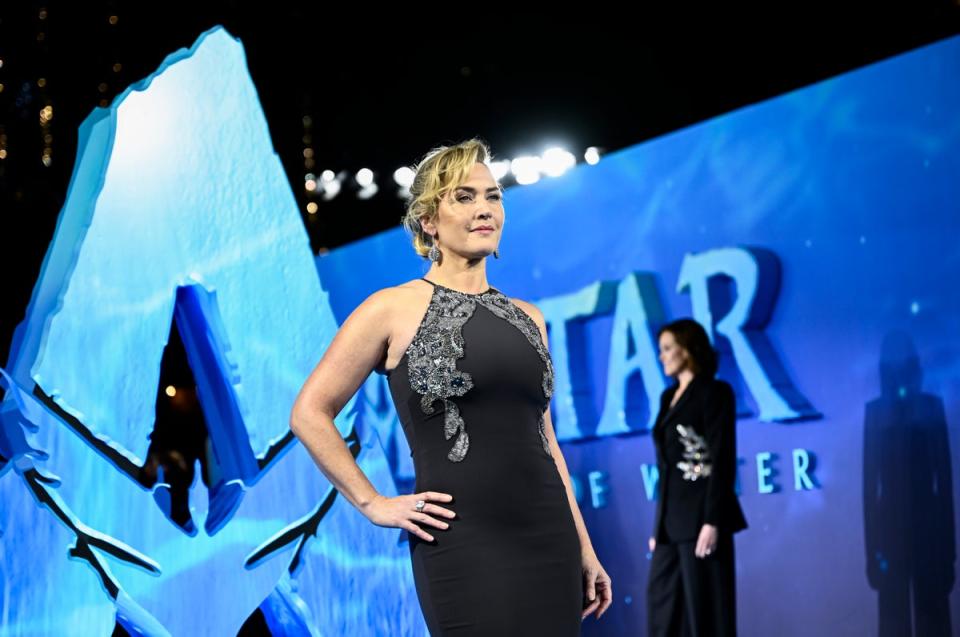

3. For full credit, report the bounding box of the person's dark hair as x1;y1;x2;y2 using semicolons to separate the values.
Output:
657;318;718;378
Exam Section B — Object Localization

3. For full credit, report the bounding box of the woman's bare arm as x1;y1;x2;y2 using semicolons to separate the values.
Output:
290;288;455;539
290;289;393;510
514;297;613;619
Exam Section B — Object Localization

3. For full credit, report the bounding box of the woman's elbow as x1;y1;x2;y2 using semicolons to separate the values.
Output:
289;404;309;435
289;397;318;434
290;395;338;435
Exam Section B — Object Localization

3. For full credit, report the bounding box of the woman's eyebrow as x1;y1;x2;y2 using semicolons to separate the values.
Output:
455;186;502;194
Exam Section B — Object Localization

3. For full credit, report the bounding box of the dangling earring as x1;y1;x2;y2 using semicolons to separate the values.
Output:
428;237;441;263
493;249;500;259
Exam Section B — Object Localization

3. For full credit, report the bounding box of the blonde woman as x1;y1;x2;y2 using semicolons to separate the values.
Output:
290;139;611;634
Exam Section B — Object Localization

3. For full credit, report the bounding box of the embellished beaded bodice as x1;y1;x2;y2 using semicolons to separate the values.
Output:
386;278;555;463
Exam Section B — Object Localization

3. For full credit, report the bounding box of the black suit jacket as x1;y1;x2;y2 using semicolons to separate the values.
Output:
652;374;748;542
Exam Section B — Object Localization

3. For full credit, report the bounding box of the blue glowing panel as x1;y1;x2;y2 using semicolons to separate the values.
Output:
3;26;957;637
1;27;423;636
318;37;960;635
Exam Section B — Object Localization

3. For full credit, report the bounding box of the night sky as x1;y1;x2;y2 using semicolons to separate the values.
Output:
1;3;958;365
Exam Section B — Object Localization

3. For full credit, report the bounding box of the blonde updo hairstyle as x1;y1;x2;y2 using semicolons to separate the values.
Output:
402;139;492;259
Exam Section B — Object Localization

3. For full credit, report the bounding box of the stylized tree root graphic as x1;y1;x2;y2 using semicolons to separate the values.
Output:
244;427;362;576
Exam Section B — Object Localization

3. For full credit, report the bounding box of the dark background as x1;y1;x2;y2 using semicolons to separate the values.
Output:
2;2;959;367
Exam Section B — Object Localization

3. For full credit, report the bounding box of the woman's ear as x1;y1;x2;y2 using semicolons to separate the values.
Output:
420;214;437;237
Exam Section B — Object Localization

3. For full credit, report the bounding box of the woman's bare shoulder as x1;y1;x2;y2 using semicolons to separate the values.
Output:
391;278;432;294
350;280;432;327
375;279;431;304
356;279;429;306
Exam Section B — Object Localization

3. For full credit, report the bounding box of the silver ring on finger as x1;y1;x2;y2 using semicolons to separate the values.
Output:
414;499;425;513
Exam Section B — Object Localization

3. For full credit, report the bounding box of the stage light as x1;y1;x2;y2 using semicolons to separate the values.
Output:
541;147;576;177
393;166;415;188
321;171;343;201
305;179;317;192
358;183;379;200
306;202;318;214
165;385;176;397
356;168;374;188
585;147;601;165
356;169;377;199
321;182;341;201
511;156;541;185
488;160;510;181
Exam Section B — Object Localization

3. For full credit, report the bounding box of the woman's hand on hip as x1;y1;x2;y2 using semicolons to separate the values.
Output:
362;491;455;543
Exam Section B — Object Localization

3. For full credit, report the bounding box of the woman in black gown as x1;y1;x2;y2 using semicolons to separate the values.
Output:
290;139;611;635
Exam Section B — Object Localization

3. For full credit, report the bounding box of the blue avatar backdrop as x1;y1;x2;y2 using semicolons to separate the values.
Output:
1;26;957;637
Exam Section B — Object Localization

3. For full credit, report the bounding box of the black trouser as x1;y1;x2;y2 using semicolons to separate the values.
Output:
647;533;737;637
876;568;953;637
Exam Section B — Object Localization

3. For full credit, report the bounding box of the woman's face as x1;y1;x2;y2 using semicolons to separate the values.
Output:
423;162;504;260
658;330;690;378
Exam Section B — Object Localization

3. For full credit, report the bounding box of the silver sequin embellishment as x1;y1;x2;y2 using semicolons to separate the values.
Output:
675;424;712;481
403;285;554;462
